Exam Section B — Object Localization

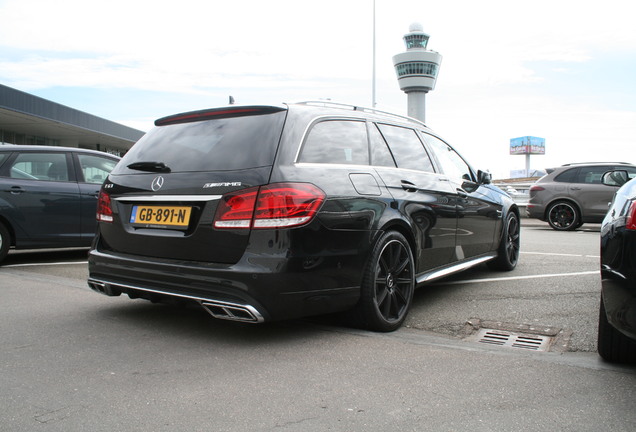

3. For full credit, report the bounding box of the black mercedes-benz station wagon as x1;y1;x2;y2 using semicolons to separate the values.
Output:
88;102;520;331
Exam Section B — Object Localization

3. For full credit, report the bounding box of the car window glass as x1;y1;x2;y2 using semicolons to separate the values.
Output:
368;124;396;167
10;153;69;181
421;133;473;182
299;120;369;165
114;111;286;173
376;124;433;172
77;154;118;184
0;153;7;167
554;168;578;183
576;166;612;184
618;166;636;180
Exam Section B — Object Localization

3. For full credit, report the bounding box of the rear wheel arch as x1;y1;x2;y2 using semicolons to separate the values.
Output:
375;220;417;265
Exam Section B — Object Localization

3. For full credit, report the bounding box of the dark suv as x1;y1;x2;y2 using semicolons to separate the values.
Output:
527;162;636;230
0;145;119;262
88;102;520;331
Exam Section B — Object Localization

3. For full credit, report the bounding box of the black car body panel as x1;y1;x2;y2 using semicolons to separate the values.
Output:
0;145;119;261
599;172;636;362
88;102;519;330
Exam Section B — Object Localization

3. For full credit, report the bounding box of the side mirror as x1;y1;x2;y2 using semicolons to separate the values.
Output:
477;170;492;185
602;170;629;187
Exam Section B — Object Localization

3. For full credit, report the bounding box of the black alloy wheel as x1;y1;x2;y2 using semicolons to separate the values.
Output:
354;231;415;332
488;211;520;271
547;201;580;231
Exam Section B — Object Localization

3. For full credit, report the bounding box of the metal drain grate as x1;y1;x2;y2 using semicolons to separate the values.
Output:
474;329;552;352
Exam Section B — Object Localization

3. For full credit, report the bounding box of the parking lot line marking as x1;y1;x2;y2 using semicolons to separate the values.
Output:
3;261;88;268
436;270;599;286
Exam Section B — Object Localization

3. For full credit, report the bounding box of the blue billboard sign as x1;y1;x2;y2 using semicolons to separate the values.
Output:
510;136;545;155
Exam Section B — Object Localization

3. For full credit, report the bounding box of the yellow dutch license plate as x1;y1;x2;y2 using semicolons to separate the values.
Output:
130;205;191;228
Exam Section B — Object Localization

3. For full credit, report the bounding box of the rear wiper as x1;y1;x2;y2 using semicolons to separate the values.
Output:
127;161;171;173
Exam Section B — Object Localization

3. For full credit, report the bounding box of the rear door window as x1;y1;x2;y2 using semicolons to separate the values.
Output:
376;124;434;172
298;120;369;165
575;166;613;184
9;152;70;181
368;124;396;167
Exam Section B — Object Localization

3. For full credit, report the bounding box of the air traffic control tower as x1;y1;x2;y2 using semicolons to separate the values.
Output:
392;23;442;123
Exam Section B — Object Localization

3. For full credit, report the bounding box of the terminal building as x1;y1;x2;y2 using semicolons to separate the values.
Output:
0;83;144;156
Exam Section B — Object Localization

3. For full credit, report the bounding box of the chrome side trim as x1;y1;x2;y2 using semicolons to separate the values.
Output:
416;254;497;284
114;195;222;202
87;277;265;323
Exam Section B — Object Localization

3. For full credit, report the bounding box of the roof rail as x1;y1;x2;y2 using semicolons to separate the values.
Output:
561;162;633;166
293;101;427;127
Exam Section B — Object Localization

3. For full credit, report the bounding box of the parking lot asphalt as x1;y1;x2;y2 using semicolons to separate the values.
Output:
2;237;635;431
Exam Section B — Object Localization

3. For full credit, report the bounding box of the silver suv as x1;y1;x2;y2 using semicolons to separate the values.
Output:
526;162;636;230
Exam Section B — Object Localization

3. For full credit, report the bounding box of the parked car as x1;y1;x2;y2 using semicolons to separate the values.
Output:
0;145;120;263
88;102;520;332
526;162;636;230
598;169;636;363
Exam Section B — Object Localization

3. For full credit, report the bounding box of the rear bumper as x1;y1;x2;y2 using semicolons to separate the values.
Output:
87;240;366;323
525;204;545;220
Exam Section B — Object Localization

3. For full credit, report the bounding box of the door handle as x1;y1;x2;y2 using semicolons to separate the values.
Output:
9;186;24;195
401;180;418;193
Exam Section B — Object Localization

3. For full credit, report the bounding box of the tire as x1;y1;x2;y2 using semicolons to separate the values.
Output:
352;231;415;332
597;295;636;363
547;201;580;231
488;211;520;271
0;222;10;264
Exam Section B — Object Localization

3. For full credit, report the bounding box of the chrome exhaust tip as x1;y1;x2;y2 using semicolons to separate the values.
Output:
200;300;263;323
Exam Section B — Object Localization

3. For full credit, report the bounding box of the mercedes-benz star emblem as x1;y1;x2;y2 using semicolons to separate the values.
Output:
151;176;164;191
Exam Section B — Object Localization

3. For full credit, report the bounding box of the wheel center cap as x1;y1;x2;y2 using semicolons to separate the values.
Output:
386;274;395;289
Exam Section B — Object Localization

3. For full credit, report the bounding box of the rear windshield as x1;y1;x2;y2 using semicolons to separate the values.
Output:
113;111;286;173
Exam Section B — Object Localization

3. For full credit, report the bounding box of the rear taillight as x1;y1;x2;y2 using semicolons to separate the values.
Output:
529;185;545;192
214;183;325;229
626;201;636;230
96;189;113;223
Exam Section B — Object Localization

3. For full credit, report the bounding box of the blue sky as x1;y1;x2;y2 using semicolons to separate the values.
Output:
1;0;634;178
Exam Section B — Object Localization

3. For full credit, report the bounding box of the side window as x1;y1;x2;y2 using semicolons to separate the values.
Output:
422;133;473;182
576;166;612;184
77;154;118;184
554;168;578;183
10;153;69;181
622;166;636;180
368;124;396;167
376;124;434;172
298;120;369;165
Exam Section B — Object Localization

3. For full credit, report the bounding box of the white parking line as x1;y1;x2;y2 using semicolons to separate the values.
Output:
438;270;599;286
